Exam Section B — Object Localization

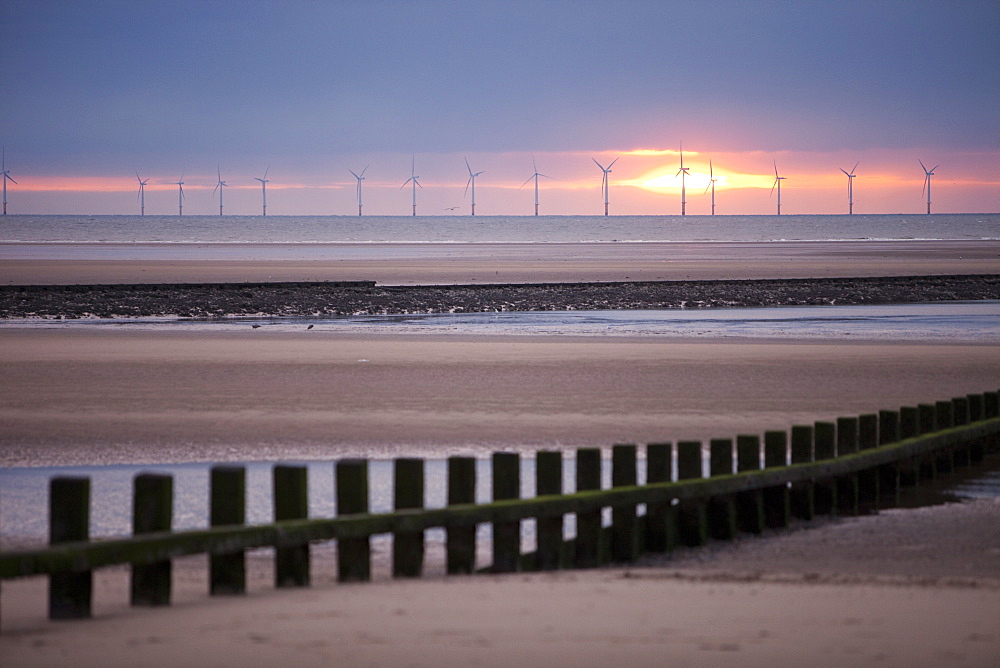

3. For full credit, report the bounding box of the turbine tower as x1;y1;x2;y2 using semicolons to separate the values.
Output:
518;157;553;216
349;165;369;216
593;157;619;216
919;159;939;214
840;162;859;215
703;160;718;216
400;156;422;216
214;166;227;216
136;173;149;216
1;148;18;215
254;165;270;216
464;157;484;216
676;145;689;216
771;161;787;215
175;175;185;216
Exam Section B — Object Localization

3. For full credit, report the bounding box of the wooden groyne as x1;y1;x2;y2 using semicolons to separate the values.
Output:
2;390;998;622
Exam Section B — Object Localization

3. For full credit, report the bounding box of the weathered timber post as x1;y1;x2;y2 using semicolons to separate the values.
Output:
131;473;173;606
789;426;815;520
986;391;1000;454
644;443;675;552
274;465;309;587
535;451;563;570
952;397;971;468
917;404;938;480
210;466;247;595
899;406;920;486
446;456;477;574
857;413;880;511
574;448;603;568
492;452;521;572
611;444;639;561
813;421;837;514
967;394;986;463
338;459;371;582
735;435;764;534
49;477;92;619
393;458;424;578
934;401;955;474
876;411;901;508
708;438;738;539
677;441;707;546
835;417;860;515
762;431;790;528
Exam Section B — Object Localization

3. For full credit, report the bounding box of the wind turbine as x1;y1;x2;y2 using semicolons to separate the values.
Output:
1;148;17;215
593;157;619;216
771;161;787;215
136;173;149;216
919;159;939;214
464;157;484;216
518;157;554;216
703;160;718;216
840;162;859;215
175;175;185;215
214;166;227;216
349;165;369;216
676;145;689;216
400;156;422;216
254;165;270;216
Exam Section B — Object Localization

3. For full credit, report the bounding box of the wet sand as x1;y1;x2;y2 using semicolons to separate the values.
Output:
3;239;999;285
1;330;998;466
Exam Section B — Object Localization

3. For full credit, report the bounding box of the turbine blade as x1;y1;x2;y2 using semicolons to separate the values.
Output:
7;176;17;185
592;158;605;170
931;164;940;172
851;161;860;175
608;157;619;168
360;164;369;177
918;159;927;172
518;175;535;190
840;168;850;176
465;156;472;175
349;169;360;179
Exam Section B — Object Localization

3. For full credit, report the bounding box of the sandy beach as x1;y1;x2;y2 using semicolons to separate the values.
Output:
2;239;999;665
3;239;1000;285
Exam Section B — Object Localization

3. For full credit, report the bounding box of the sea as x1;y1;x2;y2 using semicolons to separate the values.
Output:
0;212;997;244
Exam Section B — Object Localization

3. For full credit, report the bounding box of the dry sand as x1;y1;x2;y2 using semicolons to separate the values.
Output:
3;239;999;285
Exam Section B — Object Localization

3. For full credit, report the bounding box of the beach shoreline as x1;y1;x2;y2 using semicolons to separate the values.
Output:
3;239;999;285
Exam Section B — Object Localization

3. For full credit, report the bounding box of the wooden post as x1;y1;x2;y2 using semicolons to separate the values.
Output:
952;397;971;468
708;438;738;539
210;466;246;595
535;451;563;570
611;444;639;561
986;391;1000;454
677;441;707;547
131;473;173;606
934;401;955;474
762;431;790;528
274;464;309;587
876;411;900;508
393;458;424;578
967;394;986;463
446;456;477;575
644;443;674;552
492;452;520;573
338;459;371;582
789;426;815;520
813;422;837;514
917;404;938;480
899;406;920;486
49;477;92;620
835;417;859;515
735;435;764;534
574;447;603;568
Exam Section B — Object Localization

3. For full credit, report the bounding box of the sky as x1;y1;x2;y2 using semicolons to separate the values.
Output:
1;0;998;216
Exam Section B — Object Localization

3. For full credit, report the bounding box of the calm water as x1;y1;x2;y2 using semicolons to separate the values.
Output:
1;213;997;244
17;302;1000;344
